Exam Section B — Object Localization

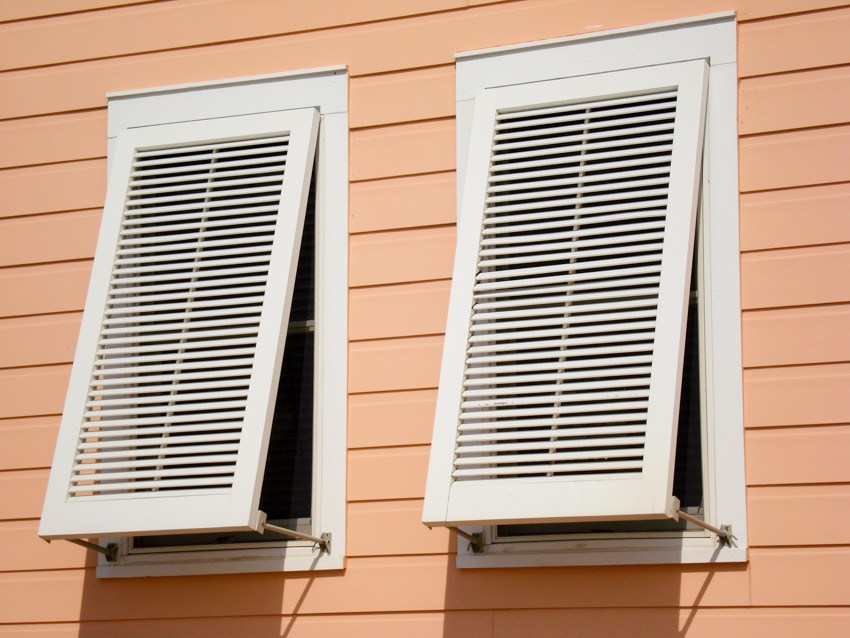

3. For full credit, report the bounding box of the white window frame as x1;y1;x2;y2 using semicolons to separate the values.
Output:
95;67;348;576
448;14;746;566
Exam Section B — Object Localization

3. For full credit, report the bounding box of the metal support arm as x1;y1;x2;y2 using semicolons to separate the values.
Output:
61;539;119;562
677;510;736;547
448;527;483;553
262;523;331;553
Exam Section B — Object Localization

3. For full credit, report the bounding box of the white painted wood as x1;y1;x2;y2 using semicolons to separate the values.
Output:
425;60;707;528
97;70;349;577
108;67;348;137
308;108;349;569
455;14;735;217
40;108;319;541
108;66;347;99
446;15;745;566
455;14;734;98
699;60;746;552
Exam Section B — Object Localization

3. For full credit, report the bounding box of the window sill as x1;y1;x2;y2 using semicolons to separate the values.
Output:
456;533;747;568
96;540;344;577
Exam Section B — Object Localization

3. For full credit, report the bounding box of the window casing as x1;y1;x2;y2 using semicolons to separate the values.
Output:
40;68;348;576
425;14;745;566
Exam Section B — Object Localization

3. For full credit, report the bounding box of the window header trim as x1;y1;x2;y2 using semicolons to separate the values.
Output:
107;65;348;100
454;12;734;61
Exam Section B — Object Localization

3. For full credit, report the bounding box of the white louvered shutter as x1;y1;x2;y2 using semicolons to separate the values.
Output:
40;109;319;539
424;61;708;527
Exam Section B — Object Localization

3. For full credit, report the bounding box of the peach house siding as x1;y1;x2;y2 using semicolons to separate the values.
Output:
0;0;848;635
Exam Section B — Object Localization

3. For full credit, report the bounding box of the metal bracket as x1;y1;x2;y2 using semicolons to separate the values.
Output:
448;527;484;553
676;509;737;547
262;523;332;553
60;539;119;562
719;524;736;547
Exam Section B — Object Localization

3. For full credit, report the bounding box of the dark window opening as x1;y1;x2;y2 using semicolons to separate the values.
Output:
133;170;316;550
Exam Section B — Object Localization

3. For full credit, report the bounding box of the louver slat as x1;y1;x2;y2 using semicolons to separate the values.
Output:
424;61;707;527
39;109;319;540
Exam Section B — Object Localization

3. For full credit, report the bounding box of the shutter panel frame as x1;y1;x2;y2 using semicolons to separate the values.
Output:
39;108;319;540
424;60;708;528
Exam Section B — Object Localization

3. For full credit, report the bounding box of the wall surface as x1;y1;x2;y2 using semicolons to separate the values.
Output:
1;0;848;635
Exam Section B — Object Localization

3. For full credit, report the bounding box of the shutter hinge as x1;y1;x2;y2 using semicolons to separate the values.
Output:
448;527;484;553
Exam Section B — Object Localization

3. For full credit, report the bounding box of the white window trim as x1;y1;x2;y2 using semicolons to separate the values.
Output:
96;67;348;576
450;14;746;567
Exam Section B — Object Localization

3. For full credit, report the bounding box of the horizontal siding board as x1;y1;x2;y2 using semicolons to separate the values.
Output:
26;38;850;179
189;612;493;638
0;0;466;73
742;305;850;368
493;608;850;638
0;313;81;368
350;280;450;341
0;160;105;218
748;484;850;547
350;172;456;234
0;1;162;23
348;500;452;556
0;210;100;268
0;1;792;121
750;547;850;606
740;183;850;252
743;363;850;428
349;335;442;394
739;65;850;135
0;556;752;622
740;244;850;310
0;18;459;119
0;41;355;120
0;365;69;419
745;424;850;486
350;66;454;128
0;612;493;638
349;389;437;449
348;446;430;502
3;611;847;638
0;416;59;471
0;469;48;520
739;7;850;77
350;120;455;181
0;520;90;572
350;226;455;287
737;0;850;19
0;262;91;318
0;110;105;170
739;126;850;193
1;0;844;69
